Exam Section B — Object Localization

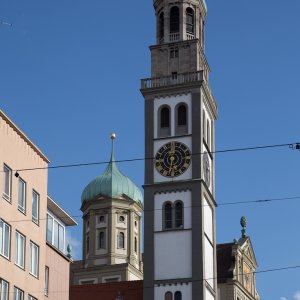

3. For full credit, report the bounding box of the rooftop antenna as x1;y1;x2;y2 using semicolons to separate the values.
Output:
0;20;12;27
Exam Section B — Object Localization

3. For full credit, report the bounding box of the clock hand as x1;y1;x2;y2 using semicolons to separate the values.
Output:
168;156;176;175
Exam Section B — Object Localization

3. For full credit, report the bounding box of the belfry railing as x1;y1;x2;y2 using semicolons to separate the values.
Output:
141;70;204;89
141;70;217;112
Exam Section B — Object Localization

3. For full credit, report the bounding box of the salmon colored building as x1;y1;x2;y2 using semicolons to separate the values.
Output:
0;110;77;300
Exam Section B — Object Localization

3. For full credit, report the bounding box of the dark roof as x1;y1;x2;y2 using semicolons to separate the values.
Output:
70;280;143;300
217;243;235;283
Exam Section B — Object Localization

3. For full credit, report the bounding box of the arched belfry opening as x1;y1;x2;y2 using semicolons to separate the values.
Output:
150;0;210;79
159;11;164;42
170;6;180;41
186;7;195;38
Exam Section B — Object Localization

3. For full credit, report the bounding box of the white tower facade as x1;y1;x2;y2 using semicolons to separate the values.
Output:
141;0;218;299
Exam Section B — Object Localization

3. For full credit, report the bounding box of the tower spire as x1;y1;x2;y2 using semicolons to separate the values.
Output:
110;132;116;162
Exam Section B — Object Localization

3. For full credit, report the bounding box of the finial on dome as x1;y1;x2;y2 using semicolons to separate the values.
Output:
110;132;116;162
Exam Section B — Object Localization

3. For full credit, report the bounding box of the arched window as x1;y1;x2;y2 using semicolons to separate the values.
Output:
99;231;105;249
165;291;173;300
176;103;188;135
170;6;179;33
159;12;164;41
174;291;182;300
118;232;125;249
175;201;183;228
177;105;187;126
186;8;194;34
134;237;138;253
164;202;173;229
207;120;210;148
161;107;170;128
159;106;171;137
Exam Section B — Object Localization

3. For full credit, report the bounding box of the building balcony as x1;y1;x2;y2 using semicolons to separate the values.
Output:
141;70;217;114
141;70;204;90
186;33;195;40
169;33;180;41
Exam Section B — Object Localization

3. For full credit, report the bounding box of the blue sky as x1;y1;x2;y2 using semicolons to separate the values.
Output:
1;0;300;299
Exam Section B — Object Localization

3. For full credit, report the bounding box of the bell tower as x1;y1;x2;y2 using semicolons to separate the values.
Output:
141;0;218;299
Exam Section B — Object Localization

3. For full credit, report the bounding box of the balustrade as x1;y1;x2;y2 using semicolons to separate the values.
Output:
169;33;180;41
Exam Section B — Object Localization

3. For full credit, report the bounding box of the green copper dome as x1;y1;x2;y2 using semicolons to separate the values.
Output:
81;137;143;206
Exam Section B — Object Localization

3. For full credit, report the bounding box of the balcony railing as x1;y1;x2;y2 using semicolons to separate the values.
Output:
169;33;180;41
141;71;217;113
141;71;204;89
186;33;195;40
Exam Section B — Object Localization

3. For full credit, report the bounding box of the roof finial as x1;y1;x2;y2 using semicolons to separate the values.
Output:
67;244;72;259
240;216;247;238
110;132;116;162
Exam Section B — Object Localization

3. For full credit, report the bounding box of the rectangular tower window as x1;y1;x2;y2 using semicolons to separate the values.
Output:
172;72;178;80
170;48;179;58
18;178;26;213
30;241;39;277
32;190;39;224
3;164;12;201
15;231;25;269
98;230;105;249
28;295;38;300
0;220;11;259
0;279;9;300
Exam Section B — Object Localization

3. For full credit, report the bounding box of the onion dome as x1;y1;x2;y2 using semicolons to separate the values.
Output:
81;134;143;206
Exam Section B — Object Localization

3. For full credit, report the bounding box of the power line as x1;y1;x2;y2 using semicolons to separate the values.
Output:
1;142;298;175
3;264;300;295
5;195;300;223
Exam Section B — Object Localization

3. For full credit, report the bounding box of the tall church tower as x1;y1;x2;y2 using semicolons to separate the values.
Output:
141;0;218;299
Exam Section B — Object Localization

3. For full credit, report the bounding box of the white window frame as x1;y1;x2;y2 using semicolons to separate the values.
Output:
14;287;24;300
0;279;9;300
118;232;125;249
78;278;98;285
97;230;105;249
0;219;11;259
15;231;25;269
29;241;39;278
18;178;26;214
32;190;39;225
46;212;65;253
3;164;12;202
28;295;37;300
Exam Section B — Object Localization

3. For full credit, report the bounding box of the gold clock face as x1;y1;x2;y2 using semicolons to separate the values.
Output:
155;141;191;178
